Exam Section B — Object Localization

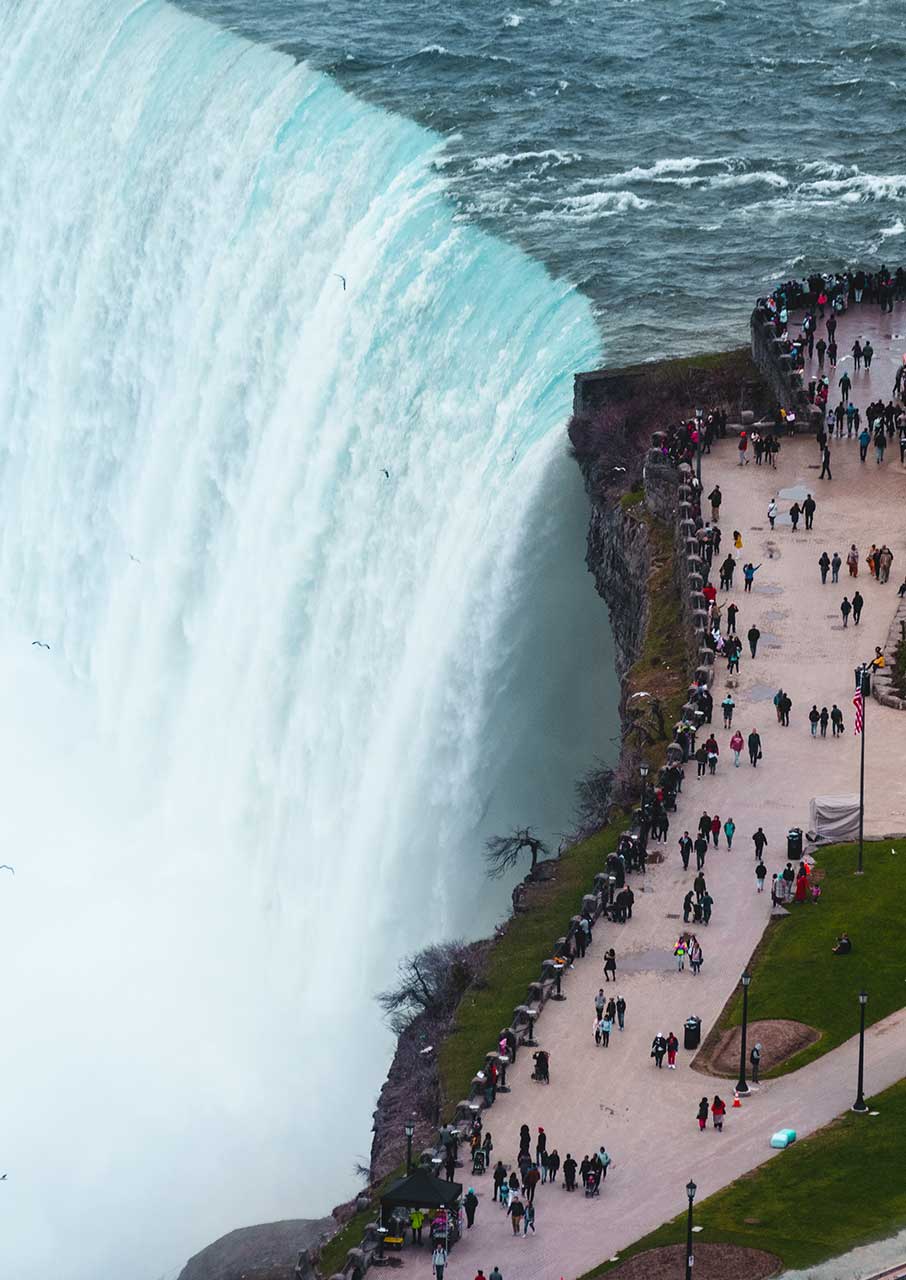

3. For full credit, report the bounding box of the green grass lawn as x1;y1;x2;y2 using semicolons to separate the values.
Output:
582;1075;906;1277
438;820;620;1109
720;839;906;1075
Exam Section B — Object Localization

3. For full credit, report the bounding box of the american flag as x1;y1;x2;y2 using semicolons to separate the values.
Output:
853;686;864;735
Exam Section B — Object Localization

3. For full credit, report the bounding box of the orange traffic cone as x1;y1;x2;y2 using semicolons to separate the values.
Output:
732;1090;742;1107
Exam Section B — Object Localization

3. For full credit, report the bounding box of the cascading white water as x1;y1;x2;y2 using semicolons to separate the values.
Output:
0;1;613;1276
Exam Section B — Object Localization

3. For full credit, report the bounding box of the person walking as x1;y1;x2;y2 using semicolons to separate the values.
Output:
819;551;831;584
708;484;722;522
748;624;760;658
820;442;832;479
729;729;744;766
748;728;762;767
852;339;863;370
753;826;768;859
724;817;736;849
711;1095;726;1132
831;704;844;736
616;995;626;1031
690;938;704;974
599;1015;612;1047
780;692;791;726
464;1187;479;1228
675;934;688;969
694;833;708;871
666;1030;679;1068
697;1097;709;1132
847;544;859;576
433;1245;448;1280
507;1195;524;1235
803;493;816;529
831;551;842;583
853;590;864;625
789;501;801;531
816;336;827;369
726;601;738;634
547;1150;561;1184
563;1154;577;1192
651;1034;667;1068
767;497;778;529
679;832;692;870
492;1161;507;1203
682;889;694;924
710;813;721;847
489;1268;503;1280
722;693;735;727
594;987;606;1021
819;706;829;737
808;705;820;737
738;433;749;466
756;859;767;893
700;893;713;926
858;426;871;462
522;1201;535;1236
864;338;874;369
841;595;852;627
839;370;852;402
603;948;616;982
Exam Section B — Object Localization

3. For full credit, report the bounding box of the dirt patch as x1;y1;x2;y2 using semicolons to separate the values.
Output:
697;1019;820;1077
608;1243;781;1280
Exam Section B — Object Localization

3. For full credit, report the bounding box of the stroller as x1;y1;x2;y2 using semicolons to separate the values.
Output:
471;1147;487;1176
583;1169;601;1198
531;1050;550;1084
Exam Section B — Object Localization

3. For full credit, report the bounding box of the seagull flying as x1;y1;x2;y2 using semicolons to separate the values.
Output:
129;554;142;564
31;641;50;650
332;273;347;291
381;468;390;479
0;866;13;874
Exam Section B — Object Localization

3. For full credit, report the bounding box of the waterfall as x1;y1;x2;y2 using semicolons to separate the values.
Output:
0;1;612;1275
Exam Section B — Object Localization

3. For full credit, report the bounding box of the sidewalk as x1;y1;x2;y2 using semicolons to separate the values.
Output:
401;307;906;1280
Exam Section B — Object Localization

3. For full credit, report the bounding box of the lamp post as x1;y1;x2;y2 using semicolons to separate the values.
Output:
405;1120;415;1175
552;959;566;1001
853;990;869;1113
639;761;650;815
497;1052;510;1093
854;665;869;875
685;1179;697;1280
736;970;752;1096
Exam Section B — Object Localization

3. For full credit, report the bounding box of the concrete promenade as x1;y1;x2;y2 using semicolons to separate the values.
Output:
404;300;906;1280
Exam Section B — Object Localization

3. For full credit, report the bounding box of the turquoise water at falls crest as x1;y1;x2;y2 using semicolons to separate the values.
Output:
0;1;611;1276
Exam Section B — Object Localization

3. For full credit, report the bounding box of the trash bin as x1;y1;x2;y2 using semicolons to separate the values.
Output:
684;1016;701;1051
787;827;803;860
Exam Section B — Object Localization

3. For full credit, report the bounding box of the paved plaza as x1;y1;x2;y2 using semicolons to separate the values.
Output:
400;300;906;1280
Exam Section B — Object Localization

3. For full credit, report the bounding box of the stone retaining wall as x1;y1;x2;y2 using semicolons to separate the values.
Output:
871;601;906;710
750;305;821;434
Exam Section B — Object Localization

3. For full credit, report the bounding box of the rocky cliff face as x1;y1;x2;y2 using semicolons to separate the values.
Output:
584;495;651;683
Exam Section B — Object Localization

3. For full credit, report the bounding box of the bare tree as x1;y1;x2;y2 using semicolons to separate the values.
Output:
572;761;614;842
484;827;551;881
376;941;478;1035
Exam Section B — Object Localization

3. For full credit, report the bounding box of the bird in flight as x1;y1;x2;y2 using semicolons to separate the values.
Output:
0;866;13;874
381;468;390;479
129;554;142;564
333;273;347;291
31;641;50;650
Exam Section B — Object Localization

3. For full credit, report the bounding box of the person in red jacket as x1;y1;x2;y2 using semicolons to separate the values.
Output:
666;1031;679;1069
710;814;721;847
711;1095;726;1131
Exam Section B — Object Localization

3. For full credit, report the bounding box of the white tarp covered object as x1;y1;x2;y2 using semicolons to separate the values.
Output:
809;794;861;842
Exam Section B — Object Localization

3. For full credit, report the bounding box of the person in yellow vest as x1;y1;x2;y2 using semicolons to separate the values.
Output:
410;1208;425;1245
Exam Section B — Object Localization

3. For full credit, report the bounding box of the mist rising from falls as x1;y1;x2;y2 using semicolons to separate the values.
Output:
0;1;613;1275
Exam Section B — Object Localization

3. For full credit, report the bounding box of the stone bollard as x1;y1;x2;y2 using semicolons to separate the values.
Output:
689;572;704;594
699;647;715;667
666;742;684;765
581;892;597;917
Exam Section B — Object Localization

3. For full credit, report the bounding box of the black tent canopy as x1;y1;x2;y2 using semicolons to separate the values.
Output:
381;1167;462;1212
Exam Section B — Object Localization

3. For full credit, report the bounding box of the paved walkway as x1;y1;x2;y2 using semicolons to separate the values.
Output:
400;301;906;1280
